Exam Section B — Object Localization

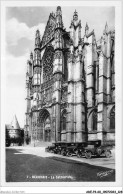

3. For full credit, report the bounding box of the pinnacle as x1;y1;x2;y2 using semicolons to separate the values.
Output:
36;29;40;37
57;6;61;11
74;9;78;16
104;22;108;34
85;22;89;30
30;52;33;59
73;10;78;21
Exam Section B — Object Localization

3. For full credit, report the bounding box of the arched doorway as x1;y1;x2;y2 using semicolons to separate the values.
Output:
39;109;51;142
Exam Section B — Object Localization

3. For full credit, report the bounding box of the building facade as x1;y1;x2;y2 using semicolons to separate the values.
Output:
6;115;24;146
25;6;115;145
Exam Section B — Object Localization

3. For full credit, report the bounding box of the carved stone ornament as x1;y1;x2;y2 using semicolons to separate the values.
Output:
43;48;54;81
67;52;73;63
61;87;68;102
41;15;56;47
34;67;41;74
54;51;62;59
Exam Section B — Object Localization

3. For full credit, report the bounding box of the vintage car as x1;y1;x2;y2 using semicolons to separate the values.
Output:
45;142;67;154
57;142;71;156
53;142;64;154
46;142;77;156
60;142;83;156
84;140;112;159
65;142;87;157
76;142;88;158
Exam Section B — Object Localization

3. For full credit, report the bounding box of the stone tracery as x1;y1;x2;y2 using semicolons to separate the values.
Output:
43;47;54;82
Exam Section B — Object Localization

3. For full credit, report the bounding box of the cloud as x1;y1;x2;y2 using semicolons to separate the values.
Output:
6;17;45;46
5;85;26;127
6;52;28;76
5;53;28;127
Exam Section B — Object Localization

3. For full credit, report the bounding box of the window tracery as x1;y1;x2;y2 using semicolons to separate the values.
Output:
41;15;56;47
43;47;54;82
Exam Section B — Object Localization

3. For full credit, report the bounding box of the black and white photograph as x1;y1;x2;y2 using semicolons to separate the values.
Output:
0;0;122;193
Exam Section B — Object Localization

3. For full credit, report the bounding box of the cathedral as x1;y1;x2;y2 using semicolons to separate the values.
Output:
25;6;115;145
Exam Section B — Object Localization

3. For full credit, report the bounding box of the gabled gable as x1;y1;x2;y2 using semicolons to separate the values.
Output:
41;13;56;48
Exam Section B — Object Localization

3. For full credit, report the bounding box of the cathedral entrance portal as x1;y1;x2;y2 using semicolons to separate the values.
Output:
39;109;51;142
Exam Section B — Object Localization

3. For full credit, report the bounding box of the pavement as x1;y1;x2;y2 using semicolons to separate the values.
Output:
7;146;115;169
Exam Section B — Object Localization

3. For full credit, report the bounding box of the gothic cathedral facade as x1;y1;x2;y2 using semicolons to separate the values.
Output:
25;6;115;145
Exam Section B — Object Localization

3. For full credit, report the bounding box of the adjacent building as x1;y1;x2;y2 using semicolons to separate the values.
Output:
6;115;24;145
25;6;115;145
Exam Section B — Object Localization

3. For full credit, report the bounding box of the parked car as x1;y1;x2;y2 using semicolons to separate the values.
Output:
46;142;77;156
76;142;88;158
45;142;66;154
53;142;63;154
60;142;77;156
65;143;77;157
65;142;87;157
55;142;69;156
84;140;112;159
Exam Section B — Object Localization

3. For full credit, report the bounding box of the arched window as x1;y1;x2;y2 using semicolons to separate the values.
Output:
61;110;67;132
92;110;97;131
110;107;115;131
63;52;68;82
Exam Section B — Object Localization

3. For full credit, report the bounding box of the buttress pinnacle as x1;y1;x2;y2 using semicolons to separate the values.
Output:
35;29;41;48
73;10;78;21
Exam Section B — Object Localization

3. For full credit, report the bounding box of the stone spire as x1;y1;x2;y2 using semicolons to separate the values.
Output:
105;22;108;33
103;22;108;35
73;10;78;21
56;6;63;28
30;52;33;60
85;22;89;36
70;10;81;47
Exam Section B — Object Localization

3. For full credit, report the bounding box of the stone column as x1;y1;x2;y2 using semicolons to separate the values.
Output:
52;6;63;142
67;43;74;142
73;46;86;142
97;51;107;144
106;32;112;103
86;42;94;109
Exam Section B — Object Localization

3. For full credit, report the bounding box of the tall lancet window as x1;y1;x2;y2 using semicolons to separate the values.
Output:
92;110;97;131
61;110;67;132
110;107;115;131
63;52;68;82
43;46;54;82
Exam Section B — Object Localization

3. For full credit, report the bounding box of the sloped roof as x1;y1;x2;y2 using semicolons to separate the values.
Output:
11;115;20;129
5;124;14;130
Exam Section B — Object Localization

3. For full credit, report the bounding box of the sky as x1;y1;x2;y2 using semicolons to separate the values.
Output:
5;6;115;128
